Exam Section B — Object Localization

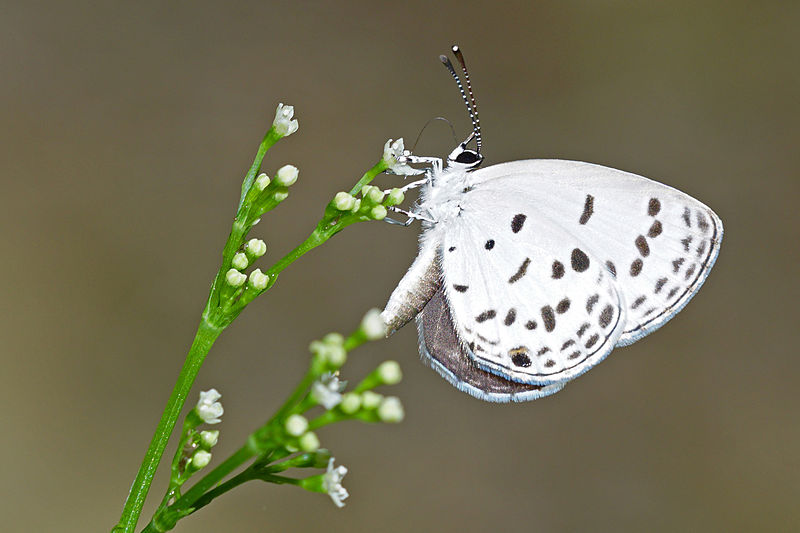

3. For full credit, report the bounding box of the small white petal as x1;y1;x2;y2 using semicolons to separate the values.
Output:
311;373;345;409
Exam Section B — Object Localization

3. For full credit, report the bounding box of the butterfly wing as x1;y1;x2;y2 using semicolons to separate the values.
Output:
441;188;628;386
466;159;723;347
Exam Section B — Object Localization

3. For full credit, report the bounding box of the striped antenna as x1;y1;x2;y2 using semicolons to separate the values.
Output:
440;50;481;154
451;45;482;153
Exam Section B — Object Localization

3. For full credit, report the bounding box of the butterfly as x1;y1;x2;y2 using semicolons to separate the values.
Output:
379;46;723;402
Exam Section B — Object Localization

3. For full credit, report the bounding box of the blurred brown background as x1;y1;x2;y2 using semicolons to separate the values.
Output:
2;1;798;531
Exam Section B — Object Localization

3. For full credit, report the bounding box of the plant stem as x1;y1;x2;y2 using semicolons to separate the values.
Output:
113;318;223;533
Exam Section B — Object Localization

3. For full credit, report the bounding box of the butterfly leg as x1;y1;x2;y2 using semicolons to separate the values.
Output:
383;206;435;227
399;152;443;175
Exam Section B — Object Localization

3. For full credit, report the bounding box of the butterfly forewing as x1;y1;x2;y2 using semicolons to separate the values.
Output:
468;160;723;346
440;184;628;385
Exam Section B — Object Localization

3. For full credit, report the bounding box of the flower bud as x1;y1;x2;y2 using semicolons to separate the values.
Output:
376;360;402;385
225;268;246;287
299;431;320;452
361;390;382;410
249;268;269;290
339;393;361;415
231;252;248;270
275;165;299;186
245;238;267;258
285;414;309;437
273;190;289;202
191;450;212;469
350;198;361;212
255;173;271;191
333;192;356;211
199;430;219;448
323;333;344;345
365;186;385;204
370;205;387;220
385;188;405;206
377;396;404;423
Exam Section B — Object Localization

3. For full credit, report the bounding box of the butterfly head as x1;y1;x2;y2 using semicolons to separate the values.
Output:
446;131;483;170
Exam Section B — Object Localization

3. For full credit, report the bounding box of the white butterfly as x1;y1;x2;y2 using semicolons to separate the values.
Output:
380;46;723;402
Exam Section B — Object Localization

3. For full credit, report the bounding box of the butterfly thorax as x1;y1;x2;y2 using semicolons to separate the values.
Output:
416;165;474;226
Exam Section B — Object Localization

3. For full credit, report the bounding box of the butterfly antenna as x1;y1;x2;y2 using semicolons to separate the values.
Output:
451;45;482;153
440;51;481;154
411;116;458;152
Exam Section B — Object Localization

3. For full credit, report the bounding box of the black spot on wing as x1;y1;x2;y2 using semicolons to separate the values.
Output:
681;236;693;252
571;248;590;272
568;351;582;360
696;241;707;258
541;306;556;332
635;235;650;257
537;347;550;356
504;308;516;326
511;214;527;233
448;246;456;252
605;261;616;277
585;334;600;349
577;323;590;337
485;239;495;250
560;340;576;351
586;294;600;313
654;277;668;294
545;359;556;368
453;284;468;292
579;195;594;224
599;305;614;328
684;264;697;280
630;259;643;277
682;207;692;227
508;258;531;284
475;310;496;323
648;198;661;216
552;260;565;279
648;220;663;238
525;320;537;330
672;258;685;273
631;296;647;309
667;287;680;300
556;298;571;314
696;211;710;233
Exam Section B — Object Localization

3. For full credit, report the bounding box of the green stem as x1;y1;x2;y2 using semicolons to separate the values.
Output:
349;161;387;196
114;319;223;533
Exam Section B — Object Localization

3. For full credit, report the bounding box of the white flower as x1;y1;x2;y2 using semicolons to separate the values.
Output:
311;372;346;409
273;103;299;137
275;164;299;186
225;268;246;287
376;360;402;385
248;268;269;290
360;308;387;340
382;138;423;176
285;414;309;437
322;458;349;508
377;396;404;423
196;389;224;424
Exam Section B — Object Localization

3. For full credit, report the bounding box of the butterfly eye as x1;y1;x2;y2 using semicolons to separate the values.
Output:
454;150;481;164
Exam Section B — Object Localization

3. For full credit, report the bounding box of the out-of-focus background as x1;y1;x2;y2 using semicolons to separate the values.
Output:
2;1;798;531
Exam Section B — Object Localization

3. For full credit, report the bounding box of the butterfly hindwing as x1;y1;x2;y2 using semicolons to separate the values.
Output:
440;187;628;386
467;160;723;346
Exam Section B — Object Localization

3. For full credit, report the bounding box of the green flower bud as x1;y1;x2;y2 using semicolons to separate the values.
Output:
248;268;269;290
339;393;361;415
255;173;271;191
377;396;404;423
361;390;383;410
225;268;246;287
370;205;387;220
385;188;405;206
376;360;402;385
333;192;356;211
285;414;309;437
245;238;267;259
299;431;320;452
231;252;249;270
